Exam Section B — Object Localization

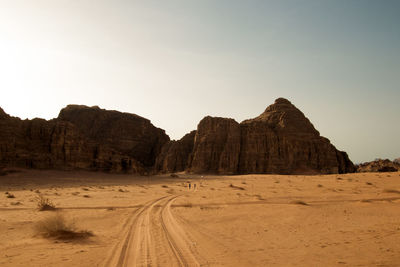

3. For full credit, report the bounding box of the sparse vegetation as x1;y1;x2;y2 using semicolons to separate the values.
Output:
170;173;179;178
161;185;169;188
36;194;56;211
6;192;15;198
317;184;323;187
83;195;90;198
34;213;93;240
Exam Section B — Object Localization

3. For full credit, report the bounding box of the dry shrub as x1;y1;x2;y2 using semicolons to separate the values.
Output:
36;194;56;211
35;213;93;240
6;193;15;198
161;185;169;188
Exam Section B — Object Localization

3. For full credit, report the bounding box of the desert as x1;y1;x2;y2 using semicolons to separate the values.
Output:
1;2;400;266
1;169;400;266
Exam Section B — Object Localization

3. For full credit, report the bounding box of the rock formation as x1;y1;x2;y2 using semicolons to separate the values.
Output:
356;159;399;172
154;131;196;173
156;98;355;174
189;117;241;174
1;98;355;175
58;105;169;167
0;105;167;173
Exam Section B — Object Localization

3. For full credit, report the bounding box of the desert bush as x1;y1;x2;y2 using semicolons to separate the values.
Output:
36;194;56;211
34;213;93;240
6;192;15;198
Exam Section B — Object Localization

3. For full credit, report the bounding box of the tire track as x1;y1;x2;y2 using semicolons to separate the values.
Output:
103;195;201;267
160;196;200;267
102;196;169;267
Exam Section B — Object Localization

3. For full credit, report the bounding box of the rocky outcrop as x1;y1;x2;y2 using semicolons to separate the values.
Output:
189;117;241;174
156;98;355;175
238;98;354;174
154;131;196;173
0;111;144;173
1;98;355;175
58;105;169;167
356;159;399;172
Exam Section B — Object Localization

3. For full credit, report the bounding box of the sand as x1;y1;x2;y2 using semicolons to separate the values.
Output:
1;169;400;266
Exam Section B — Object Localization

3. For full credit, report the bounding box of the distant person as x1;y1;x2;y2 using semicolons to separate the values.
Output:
194;184;196;190
189;183;191;190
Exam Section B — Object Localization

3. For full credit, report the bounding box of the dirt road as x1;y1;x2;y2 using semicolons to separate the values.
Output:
103;195;200;267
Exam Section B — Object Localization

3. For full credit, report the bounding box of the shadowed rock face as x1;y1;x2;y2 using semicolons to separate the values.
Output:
239;98;354;174
154;131;196;173
156;98;355;174
0;112;144;173
58;105;169;167
0;99;355;175
189;117;241;174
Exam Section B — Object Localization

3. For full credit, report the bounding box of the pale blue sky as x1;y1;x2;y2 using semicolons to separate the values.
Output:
0;0;399;163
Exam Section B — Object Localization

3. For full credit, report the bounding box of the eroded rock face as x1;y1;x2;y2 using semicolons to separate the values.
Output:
58;105;169;167
238;98;354;174
155;98;355;174
357;159;399;172
189;117;241;174
154;131;196;173
0;111;144;173
0;98;355;175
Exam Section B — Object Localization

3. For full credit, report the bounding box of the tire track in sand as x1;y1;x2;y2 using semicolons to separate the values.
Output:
102;196;169;267
103;195;200;267
160;196;200;267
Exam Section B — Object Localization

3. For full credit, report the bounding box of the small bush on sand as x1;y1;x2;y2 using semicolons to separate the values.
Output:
36;194;56;211
34;213;93;240
6;192;15;198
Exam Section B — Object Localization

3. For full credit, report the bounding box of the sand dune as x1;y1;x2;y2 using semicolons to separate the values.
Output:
1;170;400;266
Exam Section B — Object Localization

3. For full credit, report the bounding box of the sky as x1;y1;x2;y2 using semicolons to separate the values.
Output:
0;0;399;163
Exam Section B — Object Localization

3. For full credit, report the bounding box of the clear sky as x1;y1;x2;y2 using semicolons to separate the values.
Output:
1;0;399;163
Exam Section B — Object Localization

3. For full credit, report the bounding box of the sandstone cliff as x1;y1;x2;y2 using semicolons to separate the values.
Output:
58;105;169;167
154;131;196;173
188;117;241;174
0;109;144;173
156;98;355;174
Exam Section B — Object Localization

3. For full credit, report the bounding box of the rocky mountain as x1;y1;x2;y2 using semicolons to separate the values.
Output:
0;105;168;173
156;98;355;174
356;159;399;172
394;158;400;165
58;105;169;167
0;99;355;175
